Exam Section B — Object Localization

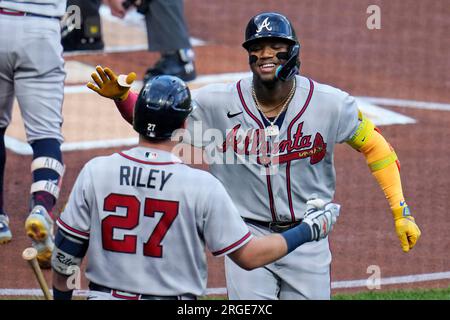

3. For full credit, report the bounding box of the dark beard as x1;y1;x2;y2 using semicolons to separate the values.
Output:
254;75;280;89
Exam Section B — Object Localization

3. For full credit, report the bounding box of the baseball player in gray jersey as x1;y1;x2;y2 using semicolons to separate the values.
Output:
92;12;421;300
52;75;340;300
0;0;67;268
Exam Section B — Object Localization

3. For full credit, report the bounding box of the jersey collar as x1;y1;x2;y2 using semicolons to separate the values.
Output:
119;146;183;165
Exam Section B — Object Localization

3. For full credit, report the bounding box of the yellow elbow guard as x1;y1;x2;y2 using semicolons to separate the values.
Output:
347;110;375;150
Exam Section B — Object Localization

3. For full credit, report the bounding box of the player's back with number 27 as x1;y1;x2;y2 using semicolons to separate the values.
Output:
57;146;249;297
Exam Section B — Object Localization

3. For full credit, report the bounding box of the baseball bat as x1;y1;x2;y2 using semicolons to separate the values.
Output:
22;247;53;300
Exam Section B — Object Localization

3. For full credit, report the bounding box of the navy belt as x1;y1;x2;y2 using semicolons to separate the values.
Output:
243;218;302;233
0;8;60;20
89;282;196;300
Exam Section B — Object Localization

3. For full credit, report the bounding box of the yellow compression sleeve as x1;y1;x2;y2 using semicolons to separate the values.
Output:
359;130;405;211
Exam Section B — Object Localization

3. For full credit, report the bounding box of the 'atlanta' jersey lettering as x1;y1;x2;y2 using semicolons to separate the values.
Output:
187;75;359;223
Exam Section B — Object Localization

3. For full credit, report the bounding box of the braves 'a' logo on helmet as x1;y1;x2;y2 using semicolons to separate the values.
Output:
256;17;272;33
242;12;298;50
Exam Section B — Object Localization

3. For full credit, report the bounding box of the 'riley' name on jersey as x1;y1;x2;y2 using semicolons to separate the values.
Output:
119;166;173;191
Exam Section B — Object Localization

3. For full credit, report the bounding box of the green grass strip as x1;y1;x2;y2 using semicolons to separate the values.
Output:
332;287;450;300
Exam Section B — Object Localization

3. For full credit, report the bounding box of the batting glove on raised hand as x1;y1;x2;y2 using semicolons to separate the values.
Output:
87;65;136;101
303;197;340;241
392;202;421;252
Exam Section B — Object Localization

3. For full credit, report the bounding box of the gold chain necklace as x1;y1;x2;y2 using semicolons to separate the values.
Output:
252;78;296;136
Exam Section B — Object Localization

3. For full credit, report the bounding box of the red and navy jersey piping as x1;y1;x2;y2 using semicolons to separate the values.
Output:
285;78;315;221
237;81;277;221
212;231;252;256
57;217;90;239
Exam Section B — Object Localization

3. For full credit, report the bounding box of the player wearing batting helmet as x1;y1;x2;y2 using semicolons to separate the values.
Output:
92;11;421;300
52;74;341;300
132;76;194;139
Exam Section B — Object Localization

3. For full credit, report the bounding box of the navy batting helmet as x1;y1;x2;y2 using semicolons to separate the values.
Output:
133;75;194;140
242;12;298;50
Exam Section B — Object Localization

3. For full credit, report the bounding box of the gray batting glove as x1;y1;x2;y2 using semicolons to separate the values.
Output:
303;198;341;241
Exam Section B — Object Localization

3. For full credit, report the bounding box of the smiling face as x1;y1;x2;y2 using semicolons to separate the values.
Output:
247;39;290;85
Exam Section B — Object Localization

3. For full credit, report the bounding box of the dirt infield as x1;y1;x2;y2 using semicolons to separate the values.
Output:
1;0;449;296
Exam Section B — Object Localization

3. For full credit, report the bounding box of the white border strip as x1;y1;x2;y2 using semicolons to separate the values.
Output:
2;271;449;296
5;136;138;156
331;271;450;289
357;96;450;111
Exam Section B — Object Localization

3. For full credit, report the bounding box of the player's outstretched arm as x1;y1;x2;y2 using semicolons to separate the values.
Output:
86;65;137;124
87;65;136;101
346;111;421;252
228;201;340;270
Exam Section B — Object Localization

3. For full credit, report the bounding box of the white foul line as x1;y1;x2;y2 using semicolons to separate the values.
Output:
4;136;139;156
1;271;449;296
62;71;450;111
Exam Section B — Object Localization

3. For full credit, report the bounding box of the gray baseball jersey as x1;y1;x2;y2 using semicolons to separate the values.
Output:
57;146;252;296
187;75;359;223
186;75;359;299
0;0;67;17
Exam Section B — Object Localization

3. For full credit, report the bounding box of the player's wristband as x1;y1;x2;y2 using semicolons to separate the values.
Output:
281;223;312;253
52;287;73;300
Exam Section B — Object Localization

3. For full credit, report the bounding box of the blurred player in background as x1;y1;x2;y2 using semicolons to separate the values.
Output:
110;0;196;82
61;0;104;51
51;74;340;300
62;0;196;82
0;0;66;268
